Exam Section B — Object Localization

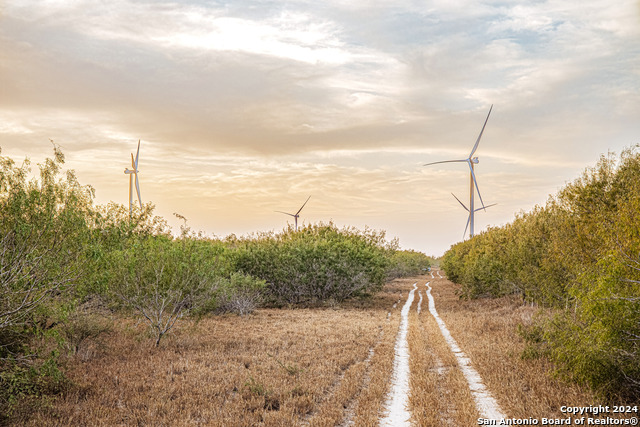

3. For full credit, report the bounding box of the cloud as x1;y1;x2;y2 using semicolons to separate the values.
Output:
1;0;639;254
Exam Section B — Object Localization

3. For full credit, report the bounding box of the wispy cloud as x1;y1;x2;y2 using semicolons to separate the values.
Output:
1;0;639;254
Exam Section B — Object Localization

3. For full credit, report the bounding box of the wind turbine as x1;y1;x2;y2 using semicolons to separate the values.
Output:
276;196;310;231
124;140;142;217
451;193;497;239
424;105;493;238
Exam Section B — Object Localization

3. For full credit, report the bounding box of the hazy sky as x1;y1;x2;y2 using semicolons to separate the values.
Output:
1;0;639;255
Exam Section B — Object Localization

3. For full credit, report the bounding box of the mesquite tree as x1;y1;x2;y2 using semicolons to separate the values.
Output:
112;236;221;347
0;144;92;352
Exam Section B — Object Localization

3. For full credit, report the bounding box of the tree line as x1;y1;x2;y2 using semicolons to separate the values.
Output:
441;146;640;400
0;144;431;420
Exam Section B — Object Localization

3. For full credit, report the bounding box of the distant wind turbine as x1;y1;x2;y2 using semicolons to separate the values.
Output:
124;140;142;217
424;105;493;238
276;196;310;231
451;193;497;239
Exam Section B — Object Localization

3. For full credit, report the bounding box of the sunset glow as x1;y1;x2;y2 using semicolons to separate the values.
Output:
1;0;639;254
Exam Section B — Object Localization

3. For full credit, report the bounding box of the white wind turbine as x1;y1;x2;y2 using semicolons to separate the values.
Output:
451;193;497;239
124;140;142;217
276;196;311;231
424;105;493;238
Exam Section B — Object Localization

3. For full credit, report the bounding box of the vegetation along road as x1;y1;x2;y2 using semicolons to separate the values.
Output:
3;146;640;425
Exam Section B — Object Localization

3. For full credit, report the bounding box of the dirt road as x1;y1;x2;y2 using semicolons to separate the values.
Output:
380;271;505;426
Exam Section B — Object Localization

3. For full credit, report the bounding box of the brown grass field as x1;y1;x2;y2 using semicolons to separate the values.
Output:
22;280;409;427
17;272;633;426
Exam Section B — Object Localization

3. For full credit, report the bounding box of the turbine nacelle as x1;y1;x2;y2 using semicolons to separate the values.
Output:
276;196;311;231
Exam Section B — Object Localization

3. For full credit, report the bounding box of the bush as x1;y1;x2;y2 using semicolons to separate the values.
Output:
0;354;69;423
110;235;225;346
233;223;394;305
0;144;92;342
58;297;112;358
214;273;266;316
0;144;93;417
386;250;432;279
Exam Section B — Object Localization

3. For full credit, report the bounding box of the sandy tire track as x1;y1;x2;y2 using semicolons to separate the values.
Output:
380;283;417;426
326;273;505;426
426;271;506;421
410;300;471;426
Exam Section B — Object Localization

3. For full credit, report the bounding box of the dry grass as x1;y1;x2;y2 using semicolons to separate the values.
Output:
428;269;630;421
18;271;625;426
19;278;413;427
346;278;411;427
408;302;479;426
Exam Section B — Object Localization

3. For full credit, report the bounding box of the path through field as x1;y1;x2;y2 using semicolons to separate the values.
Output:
380;269;505;425
380;283;416;426
425;281;505;420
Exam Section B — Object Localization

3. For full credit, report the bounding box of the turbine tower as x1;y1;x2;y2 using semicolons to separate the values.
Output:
276;196;311;231
424;105;493;238
451;193;497;239
124;140;142;217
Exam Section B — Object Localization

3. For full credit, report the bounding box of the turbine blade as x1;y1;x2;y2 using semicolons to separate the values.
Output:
296;195;311;215
135;174;142;207
451;193;469;212
135;140;140;167
464;214;470;239
131;153;135;169
275;210;296;217
476;203;497;211
469;104;493;158
423;159;466;167
469;163;486;210
473;202;497;212
129;173;133;210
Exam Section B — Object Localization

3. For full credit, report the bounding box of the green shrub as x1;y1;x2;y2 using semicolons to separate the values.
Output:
386;250;432;279
233;223;394;305
0;144;92;342
214;272;266;316
443;145;640;399
0;144;93;417
109;235;225;346
58;297;113;357
0;352;69;422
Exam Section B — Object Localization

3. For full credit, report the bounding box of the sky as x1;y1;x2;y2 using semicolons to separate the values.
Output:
1;0;639;256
